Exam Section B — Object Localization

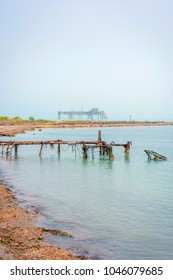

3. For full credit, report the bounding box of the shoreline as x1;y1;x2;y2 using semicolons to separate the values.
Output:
0;120;173;137
0;180;86;260
0;121;172;260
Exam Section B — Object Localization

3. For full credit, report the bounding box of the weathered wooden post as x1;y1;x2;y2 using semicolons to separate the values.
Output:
98;130;102;142
98;130;102;155
39;143;44;157
108;146;114;160
1;145;4;155
74;144;77;158
89;146;94;159
124;141;132;155
82;144;88;158
14;144;18;155
100;146;105;156
58;144;61;154
6;145;10;157
147;153;151;160
14;144;18;159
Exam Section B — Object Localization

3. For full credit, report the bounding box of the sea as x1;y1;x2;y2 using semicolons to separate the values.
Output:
0;126;173;260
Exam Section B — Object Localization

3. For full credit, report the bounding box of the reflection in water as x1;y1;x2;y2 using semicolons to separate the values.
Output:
124;154;130;163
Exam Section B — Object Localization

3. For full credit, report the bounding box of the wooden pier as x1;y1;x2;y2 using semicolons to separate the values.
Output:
0;131;132;160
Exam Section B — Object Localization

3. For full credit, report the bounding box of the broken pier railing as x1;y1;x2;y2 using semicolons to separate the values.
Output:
0;130;132;160
144;150;167;161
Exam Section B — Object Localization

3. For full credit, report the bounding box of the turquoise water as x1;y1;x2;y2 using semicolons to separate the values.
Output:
0;126;173;259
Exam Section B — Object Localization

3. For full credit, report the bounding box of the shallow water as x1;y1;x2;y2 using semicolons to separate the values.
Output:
0;126;173;259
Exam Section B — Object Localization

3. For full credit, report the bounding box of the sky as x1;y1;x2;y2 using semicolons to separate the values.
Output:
0;0;173;121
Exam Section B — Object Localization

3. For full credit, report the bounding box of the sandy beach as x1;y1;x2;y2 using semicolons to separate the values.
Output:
0;180;86;260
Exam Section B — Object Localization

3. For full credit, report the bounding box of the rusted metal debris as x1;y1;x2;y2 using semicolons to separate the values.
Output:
0;130;132;160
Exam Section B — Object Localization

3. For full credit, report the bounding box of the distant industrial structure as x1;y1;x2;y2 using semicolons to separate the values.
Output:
58;108;108;120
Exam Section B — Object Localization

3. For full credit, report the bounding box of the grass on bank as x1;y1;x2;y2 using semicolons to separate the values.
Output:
0;116;53;123
0;116;97;123
0;116;22;121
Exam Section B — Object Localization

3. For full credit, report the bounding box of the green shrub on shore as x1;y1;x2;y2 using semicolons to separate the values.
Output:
29;116;35;121
13;116;22;121
36;119;52;123
0;115;22;121
0;116;9;121
0;115;53;123
63;119;84;122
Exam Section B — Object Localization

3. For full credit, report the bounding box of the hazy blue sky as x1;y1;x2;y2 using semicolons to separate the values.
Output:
0;0;173;120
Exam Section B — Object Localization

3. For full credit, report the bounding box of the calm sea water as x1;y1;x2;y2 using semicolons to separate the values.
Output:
0;126;173;259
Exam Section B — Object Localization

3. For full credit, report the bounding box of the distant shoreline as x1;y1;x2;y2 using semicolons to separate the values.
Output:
0;120;173;137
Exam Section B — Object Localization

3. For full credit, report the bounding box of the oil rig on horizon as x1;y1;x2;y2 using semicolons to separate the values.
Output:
58;108;108;120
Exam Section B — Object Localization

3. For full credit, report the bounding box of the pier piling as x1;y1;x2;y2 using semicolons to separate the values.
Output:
39;143;44;157
58;144;61;154
124;141;132;155
82;144;88;159
108;146;114;160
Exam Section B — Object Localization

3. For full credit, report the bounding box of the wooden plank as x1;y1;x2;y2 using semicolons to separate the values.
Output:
0;140;108;146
